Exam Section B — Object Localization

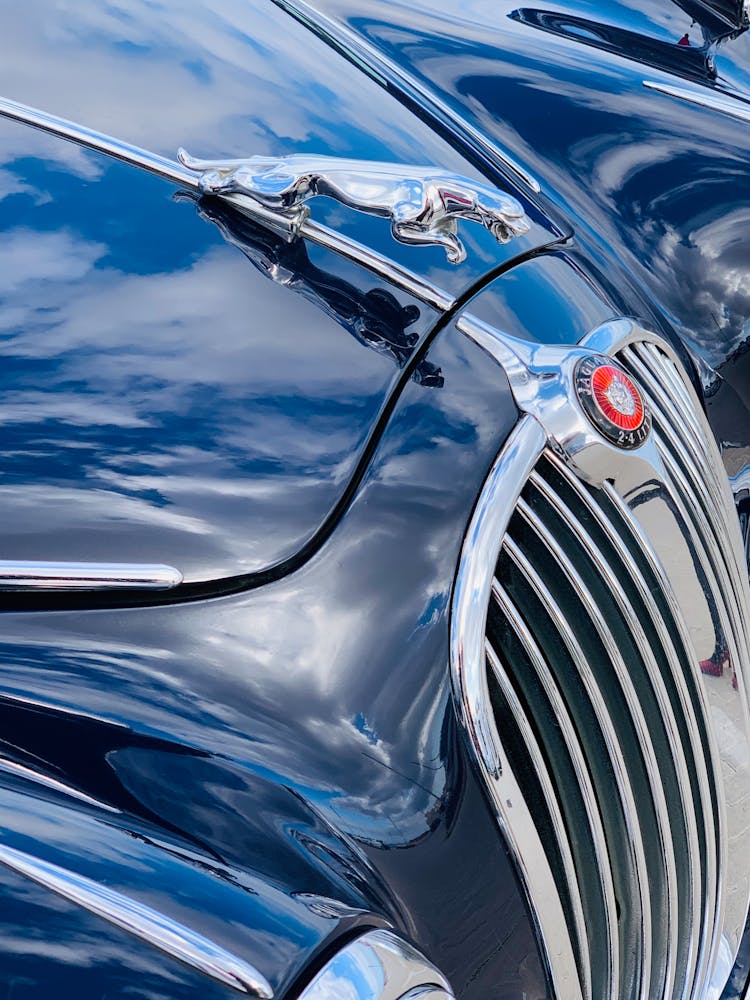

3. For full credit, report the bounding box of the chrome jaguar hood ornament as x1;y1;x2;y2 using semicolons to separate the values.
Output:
0;94;531;302
177;149;530;264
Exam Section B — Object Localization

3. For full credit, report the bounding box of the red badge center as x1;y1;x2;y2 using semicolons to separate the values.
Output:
591;365;644;431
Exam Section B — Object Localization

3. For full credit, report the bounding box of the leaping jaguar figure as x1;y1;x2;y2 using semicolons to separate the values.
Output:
178;149;531;265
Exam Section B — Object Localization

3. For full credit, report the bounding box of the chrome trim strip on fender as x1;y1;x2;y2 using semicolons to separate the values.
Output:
0;758;120;813
643;80;750;125
0;842;274;997
0;561;183;591
298;928;454;1000
0;96;456;312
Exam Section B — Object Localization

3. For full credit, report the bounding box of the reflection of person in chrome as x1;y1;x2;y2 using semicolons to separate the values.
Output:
185;192;444;387
700;639;731;680
702;496;750;688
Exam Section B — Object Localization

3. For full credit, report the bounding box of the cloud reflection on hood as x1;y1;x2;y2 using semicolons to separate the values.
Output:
0;119;445;580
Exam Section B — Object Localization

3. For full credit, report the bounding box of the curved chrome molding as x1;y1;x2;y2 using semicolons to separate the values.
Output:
456;313;668;481
643;80;750;125
178;148;530;265
454;312;750;999
0;96;455;312
450;415;584;1000
270;0;542;194
0;561;182;591
0;842;273;996
298;928;453;1000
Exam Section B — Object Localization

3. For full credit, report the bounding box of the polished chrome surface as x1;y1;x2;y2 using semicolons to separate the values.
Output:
0;96;455;312
485;636;593;1000
539;454;708;995
451;417;545;779
0;561;182;591
300;219;454;310
270;0;542;195
297;928;453;1000
0;95;197;187
643;80;750;125
497;540;619;1000
178;149;530;265
609;341;750;983
0;842;274;996
450;415;584;1000
452;315;750;999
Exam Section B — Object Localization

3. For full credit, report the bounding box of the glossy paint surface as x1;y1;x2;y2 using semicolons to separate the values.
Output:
0;779;343;1000
0;0;557;299
0;324;547;999
0;136;435;582
0;0;564;585
310;0;750;371
466;249;618;345
1;1;749;997
261;2;750;993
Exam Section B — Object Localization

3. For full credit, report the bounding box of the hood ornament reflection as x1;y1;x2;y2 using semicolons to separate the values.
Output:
178;149;530;264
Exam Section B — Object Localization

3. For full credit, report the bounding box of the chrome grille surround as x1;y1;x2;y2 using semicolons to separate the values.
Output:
451;316;750;1000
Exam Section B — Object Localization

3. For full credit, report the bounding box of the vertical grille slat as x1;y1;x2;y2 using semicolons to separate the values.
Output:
528;464;697;995
483;637;593;1000
504;529;650;998
632;377;745;642
626;345;750;657
657;437;746;686
451;324;750;1000
618;342;750;961
490;577;619;1000
517;492;684;999
623;347;747;622
601;479;721;996
540;451;710;994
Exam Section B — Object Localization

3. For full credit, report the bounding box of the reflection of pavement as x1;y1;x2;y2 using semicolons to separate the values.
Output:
632;477;750;935
711;674;750;940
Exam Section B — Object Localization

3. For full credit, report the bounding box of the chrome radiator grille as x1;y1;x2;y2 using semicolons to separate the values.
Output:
452;320;750;1000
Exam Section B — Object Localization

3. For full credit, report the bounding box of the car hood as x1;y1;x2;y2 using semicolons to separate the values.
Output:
0;0;562;587
305;0;750;373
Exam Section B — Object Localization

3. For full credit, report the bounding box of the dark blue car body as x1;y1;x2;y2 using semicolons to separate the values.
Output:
0;1;747;997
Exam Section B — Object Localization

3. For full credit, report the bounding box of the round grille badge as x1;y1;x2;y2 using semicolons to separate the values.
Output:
575;355;651;449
